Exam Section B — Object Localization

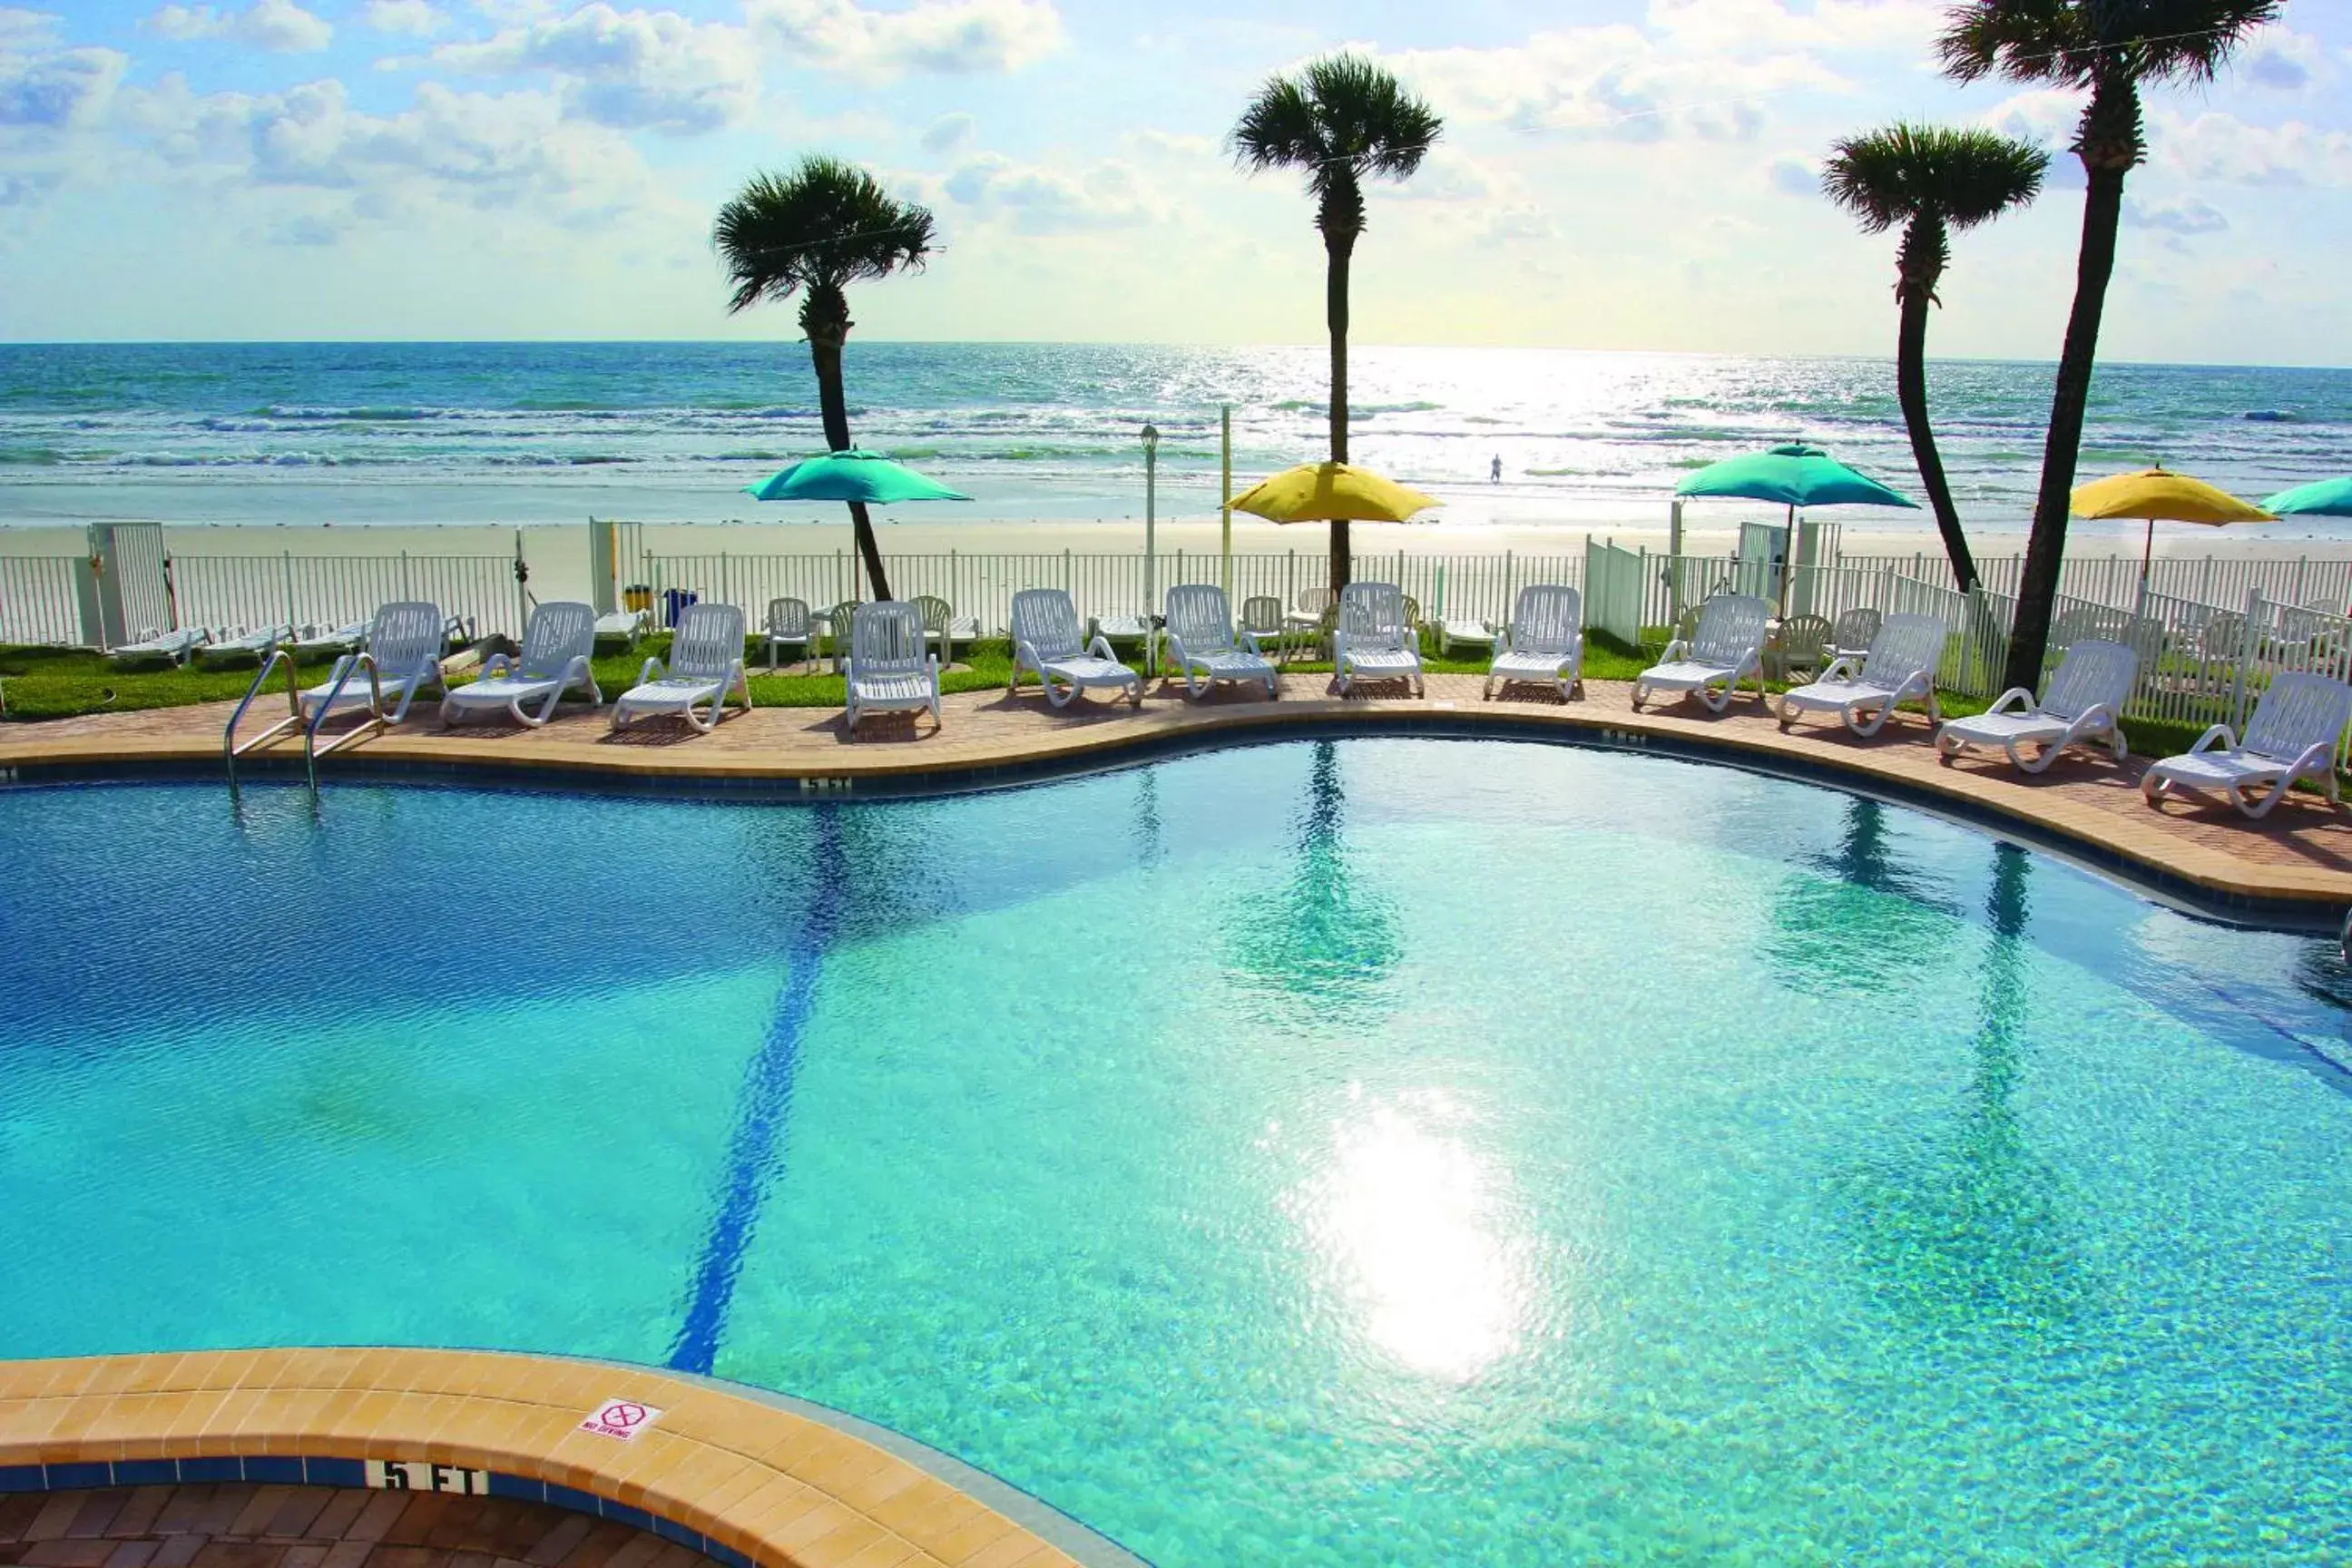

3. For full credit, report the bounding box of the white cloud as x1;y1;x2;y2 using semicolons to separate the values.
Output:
748;0;1063;82
919;110;973;153
2241;26;2326;92
363;0;444;38
1768;153;1815;195
2124;194;2228;235
940;150;1153;232
0;7;61;48
1385;145;1494;202
1480;202;1554;242
1390;22;1838;142
102;73;683;241
1646;0;1944;53
428;4;760;132
0;41;123;130
144;0;333;53
2158;110;2352;188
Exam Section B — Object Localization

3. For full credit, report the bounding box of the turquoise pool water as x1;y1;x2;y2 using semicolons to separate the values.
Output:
4;740;2350;1564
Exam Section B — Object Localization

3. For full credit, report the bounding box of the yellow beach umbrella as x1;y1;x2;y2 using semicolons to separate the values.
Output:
1230;461;1441;523
2071;466;2275;594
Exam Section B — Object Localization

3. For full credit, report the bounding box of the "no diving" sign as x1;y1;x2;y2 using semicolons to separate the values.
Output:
578;1397;663;1442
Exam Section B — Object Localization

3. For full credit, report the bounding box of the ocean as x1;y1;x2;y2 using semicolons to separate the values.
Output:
3;341;2350;543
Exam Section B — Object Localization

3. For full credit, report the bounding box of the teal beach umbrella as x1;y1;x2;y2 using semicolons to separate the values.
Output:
742;448;972;505
2261;476;2352;518
1675;443;1918;510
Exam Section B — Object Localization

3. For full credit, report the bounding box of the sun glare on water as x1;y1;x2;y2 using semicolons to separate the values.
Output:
1299;1091;1531;1383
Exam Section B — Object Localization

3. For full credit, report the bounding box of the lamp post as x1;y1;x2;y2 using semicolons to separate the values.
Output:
1142;422;1160;675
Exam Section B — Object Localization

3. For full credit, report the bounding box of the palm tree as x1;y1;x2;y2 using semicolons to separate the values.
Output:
715;156;935;603
1822;123;2048;593
1939;0;2281;691
1232;54;1441;595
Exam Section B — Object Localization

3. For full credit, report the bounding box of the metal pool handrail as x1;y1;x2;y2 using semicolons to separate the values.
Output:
222;647;309;782
307;652;390;768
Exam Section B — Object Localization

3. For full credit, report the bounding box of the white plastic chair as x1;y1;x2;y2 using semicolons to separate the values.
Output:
1334;582;1425;696
1632;593;1768;712
1936;639;2137;772
846;601;942;730
1010;588;1142;709
764;597;811;671
444;601;600;728
2142;671;2352;818
299;602;447;727
611;602;749;733
1484;584;1583;701
1830;606;1882;664
1164;583;1277;701
1777;612;1948;737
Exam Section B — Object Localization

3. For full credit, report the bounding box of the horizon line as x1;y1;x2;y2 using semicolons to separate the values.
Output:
1;339;2348;375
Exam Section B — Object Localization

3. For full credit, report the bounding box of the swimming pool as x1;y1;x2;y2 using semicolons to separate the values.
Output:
4;739;2350;1564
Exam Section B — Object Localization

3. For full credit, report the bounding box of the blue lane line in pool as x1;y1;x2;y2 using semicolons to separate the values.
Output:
666;814;842;1376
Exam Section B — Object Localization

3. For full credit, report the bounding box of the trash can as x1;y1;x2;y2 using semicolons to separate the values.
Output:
623;584;652;614
661;588;699;627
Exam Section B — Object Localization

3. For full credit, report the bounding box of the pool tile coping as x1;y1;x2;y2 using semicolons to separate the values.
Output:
0;1348;1101;1568
3;672;2349;920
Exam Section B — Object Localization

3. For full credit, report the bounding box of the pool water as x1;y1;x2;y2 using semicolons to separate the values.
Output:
4;740;2350;1564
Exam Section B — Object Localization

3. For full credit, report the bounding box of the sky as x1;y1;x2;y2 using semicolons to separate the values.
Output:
2;0;2348;363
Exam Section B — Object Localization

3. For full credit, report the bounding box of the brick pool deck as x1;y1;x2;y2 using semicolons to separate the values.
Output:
4;671;2348;916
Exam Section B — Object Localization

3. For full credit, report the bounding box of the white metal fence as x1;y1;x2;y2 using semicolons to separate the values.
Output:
636;549;1594;637
172;554;526;639
0;557;83;646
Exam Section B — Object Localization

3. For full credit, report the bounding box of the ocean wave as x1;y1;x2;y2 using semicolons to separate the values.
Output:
250;404;441;422
0;446;65;466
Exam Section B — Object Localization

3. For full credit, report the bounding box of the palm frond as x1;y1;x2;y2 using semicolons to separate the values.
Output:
712;155;935;317
1230;52;1441;195
1823;122;2048;233
1937;0;2284;88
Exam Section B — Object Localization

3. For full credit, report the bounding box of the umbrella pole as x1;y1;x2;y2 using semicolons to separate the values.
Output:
1779;504;1795;621
2136;515;2156;618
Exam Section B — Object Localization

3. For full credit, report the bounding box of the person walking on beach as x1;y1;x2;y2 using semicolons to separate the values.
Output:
1489;455;1502;485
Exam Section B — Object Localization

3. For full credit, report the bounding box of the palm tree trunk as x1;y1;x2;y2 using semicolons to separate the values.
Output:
1326;231;1353;598
804;294;893;603
2005;87;2134;692
1895;219;1975;592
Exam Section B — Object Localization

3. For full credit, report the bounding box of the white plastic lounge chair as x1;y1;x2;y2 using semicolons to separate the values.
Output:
594;608;648;647
299;601;447;727
1484;584;1584;701
1334;582;1425;697
1164;583;1277;701
1435;617;1498;659
2142;671;2352;818
1776;612;1948;737
1936;639;2137;772
1632;593;1768;713
611;602;749;733
443;600;600;728
108;626;209;666
1010;588;1142;709
764;597;811;671
294;619;369;660
195;625;291;665
846;601;942;730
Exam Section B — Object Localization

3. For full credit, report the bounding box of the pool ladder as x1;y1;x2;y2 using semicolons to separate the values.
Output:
223;647;395;787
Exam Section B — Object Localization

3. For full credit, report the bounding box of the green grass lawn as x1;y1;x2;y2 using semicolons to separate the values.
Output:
0;631;2270;768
